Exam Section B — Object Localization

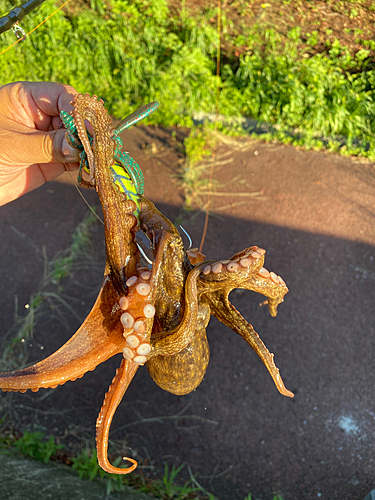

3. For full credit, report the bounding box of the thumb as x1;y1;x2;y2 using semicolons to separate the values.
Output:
33;128;80;165
1;126;80;167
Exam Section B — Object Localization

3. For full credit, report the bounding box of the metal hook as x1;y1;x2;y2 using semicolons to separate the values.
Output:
179;225;193;250
11;23;26;41
136;242;153;265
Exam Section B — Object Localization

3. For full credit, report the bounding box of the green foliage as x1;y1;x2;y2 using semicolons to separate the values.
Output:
179;126;217;210
230;29;374;143
0;0;218;126
306;31;319;47
1;0;375;158
72;450;201;498
71;448;125;494
153;463;198;499
14;430;63;463
184;127;212;166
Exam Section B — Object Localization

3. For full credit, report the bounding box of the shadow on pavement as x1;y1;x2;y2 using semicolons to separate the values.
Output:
1;176;375;500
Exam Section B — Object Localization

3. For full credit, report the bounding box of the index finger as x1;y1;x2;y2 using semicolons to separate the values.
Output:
9;81;78;131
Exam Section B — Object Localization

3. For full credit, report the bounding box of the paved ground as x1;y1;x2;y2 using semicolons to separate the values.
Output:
0;452;154;500
1;125;375;500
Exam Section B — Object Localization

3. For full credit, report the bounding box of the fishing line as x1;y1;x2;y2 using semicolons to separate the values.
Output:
199;0;221;255
0;0;72;55
64;164;104;225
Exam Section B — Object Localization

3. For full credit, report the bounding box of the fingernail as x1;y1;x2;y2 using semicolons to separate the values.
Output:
62;136;80;162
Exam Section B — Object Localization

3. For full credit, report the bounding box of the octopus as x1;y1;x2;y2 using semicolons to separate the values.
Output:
0;94;293;475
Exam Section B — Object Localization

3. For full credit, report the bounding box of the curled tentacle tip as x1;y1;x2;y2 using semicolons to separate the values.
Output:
122;457;138;473
98;457;138;475
282;388;294;398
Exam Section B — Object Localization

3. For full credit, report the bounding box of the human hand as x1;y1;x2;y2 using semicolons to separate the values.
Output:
0;81;81;206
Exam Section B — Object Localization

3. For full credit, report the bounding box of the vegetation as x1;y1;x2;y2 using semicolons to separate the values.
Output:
13;429;64;463
0;430;208;498
180;126;216;210
0;2;369;498
71;448;128;494
0;0;375;159
0;428;284;499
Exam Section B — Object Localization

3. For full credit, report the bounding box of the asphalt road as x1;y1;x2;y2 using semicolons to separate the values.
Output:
1;126;375;500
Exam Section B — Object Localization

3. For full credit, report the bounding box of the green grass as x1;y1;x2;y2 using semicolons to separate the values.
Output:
71;448;126;495
0;430;210;498
0;0;375;159
72;448;206;498
13;430;64;463
179;126;217;210
0;429;283;499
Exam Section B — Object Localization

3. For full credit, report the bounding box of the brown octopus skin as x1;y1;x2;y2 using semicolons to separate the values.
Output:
139;197;211;395
0;94;293;477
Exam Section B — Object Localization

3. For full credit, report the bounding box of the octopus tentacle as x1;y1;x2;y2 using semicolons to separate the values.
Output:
205;289;293;398
72;93;112;185
200;246;265;285
239;271;288;317
198;247;288;317
186;247;206;265
148;264;204;357
196;246;292;397
118;269;155;364
96;358;138;474
73;94;139;288
0;279;126;392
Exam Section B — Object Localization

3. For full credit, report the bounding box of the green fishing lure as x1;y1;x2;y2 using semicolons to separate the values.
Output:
60;101;159;217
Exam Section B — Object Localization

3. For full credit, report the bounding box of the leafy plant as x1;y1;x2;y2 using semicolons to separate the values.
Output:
306;30;319;46
71;448;125;494
153;463;198;499
14;430;63;463
184;127;213;166
0;0;374;161
72;451;202;498
179;126;217;210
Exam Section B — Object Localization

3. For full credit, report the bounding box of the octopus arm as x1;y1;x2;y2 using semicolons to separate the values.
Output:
239;275;288;317
204;289;294;398
149;264;203;357
96;358;138;474
0;276;127;393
